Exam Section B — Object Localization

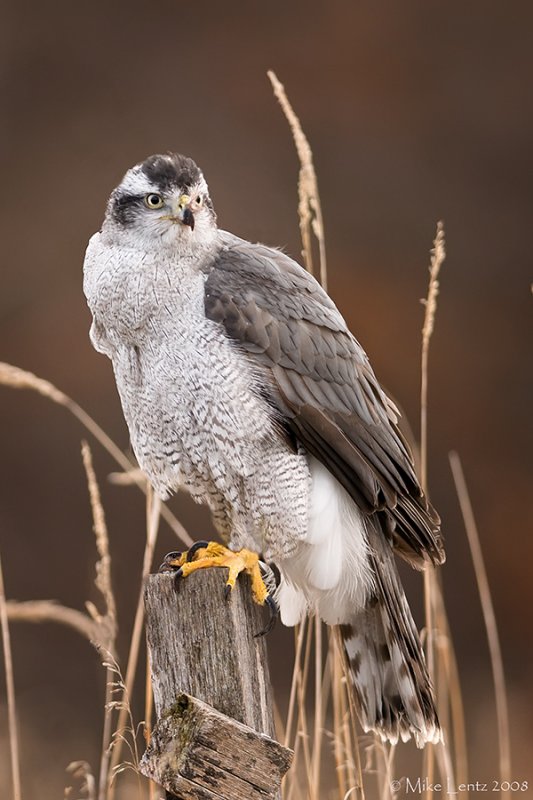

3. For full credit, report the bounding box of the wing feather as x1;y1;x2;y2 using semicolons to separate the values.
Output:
204;232;444;566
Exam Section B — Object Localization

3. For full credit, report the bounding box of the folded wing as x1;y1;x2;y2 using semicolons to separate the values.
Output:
204;233;444;567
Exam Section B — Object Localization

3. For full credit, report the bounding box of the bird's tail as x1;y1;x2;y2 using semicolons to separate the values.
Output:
339;537;441;747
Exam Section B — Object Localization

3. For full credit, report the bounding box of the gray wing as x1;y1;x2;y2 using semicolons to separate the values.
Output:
204;233;444;567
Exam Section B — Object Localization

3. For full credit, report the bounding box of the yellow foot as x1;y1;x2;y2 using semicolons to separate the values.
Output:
158;541;278;635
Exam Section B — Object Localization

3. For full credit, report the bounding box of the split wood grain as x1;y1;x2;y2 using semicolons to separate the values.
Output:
139;570;293;799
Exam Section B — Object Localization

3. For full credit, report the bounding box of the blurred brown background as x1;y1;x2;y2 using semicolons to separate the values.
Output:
1;1;532;797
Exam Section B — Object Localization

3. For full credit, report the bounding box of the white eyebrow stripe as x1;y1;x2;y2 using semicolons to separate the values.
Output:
119;167;160;196
118;170;209;200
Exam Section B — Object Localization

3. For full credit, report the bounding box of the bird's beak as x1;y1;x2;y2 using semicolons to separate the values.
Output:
175;194;195;230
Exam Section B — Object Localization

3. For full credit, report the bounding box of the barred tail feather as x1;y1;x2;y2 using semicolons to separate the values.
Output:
339;536;441;747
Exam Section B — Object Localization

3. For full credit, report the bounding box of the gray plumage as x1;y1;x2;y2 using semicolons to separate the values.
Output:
84;152;445;746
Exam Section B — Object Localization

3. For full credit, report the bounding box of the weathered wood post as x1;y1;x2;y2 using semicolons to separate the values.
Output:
139;570;293;799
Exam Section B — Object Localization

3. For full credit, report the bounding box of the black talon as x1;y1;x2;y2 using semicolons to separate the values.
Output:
186;540;210;562
224;584;232;600
173;567;184;590
158;551;182;572
254;594;279;638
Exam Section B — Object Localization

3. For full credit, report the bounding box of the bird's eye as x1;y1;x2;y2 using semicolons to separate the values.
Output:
145;193;164;209
195;195;203;205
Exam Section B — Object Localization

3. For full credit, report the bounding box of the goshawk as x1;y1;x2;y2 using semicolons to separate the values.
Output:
83;152;445;746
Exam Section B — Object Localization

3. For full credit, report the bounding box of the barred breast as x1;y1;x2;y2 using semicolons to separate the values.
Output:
83;231;310;559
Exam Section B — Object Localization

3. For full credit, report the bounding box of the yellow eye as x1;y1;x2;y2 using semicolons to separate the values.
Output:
145;193;164;209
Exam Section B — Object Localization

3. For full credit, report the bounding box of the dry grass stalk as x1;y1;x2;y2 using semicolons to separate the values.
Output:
80;440;118;800
0;362;191;547
98;662;116;800
429;581;467;789
284;617;315;800
369;739;395;800
107;488;161;798
6;599;109;648
81;440;117;651
0;551;23;800
331;637;348;799
284;618;308;749
449;452;511;800
334;627;365;800
297;623;315;800
282;619;308;800
422;566;437;798
4;441;129;800
441;616;468;786
0;369;177;799
284;618;365;800
419;222;457;797
103;653;143;786
331;628;359;799
420;221;445;490
267;70;328;289
108;468;146;486
311;615;324;800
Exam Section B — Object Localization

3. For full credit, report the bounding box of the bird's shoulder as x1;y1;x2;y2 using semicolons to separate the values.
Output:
205;230;387;423
206;230;348;333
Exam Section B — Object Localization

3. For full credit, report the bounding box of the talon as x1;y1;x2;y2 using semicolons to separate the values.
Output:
158;551;183;572
173;566;184;589
254;594;279;638
161;541;274;629
186;540;210;562
266;593;279;617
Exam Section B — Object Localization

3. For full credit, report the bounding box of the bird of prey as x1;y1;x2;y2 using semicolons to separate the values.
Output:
84;152;445;747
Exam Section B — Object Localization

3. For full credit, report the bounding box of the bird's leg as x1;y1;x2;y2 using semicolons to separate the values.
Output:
158;542;278;635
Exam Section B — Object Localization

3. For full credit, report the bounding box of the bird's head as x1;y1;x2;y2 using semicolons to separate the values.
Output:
104;153;217;251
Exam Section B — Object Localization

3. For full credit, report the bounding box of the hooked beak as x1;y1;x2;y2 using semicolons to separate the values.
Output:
176;194;195;230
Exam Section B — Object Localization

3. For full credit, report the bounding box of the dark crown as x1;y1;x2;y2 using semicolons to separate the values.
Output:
141;153;202;193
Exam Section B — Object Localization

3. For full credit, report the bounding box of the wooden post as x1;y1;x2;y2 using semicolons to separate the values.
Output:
140;571;293;799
